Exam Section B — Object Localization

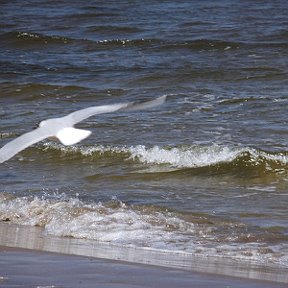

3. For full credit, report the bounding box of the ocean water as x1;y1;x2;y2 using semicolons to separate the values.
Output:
1;0;288;270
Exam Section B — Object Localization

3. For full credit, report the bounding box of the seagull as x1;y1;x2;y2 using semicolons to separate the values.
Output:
0;95;166;163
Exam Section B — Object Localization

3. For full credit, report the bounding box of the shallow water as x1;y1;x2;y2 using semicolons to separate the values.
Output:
0;0;288;270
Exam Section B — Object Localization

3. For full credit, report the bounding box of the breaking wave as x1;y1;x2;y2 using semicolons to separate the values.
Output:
0;193;287;266
42;142;288;174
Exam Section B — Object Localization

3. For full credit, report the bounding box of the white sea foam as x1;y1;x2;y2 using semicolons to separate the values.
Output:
43;142;288;171
0;193;287;266
44;142;242;167
0;194;195;249
127;145;242;168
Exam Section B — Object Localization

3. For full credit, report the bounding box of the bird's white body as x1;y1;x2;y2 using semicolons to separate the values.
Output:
56;128;91;146
0;96;166;163
38;118;91;146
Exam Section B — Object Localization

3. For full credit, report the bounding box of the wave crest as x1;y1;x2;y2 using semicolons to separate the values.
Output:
1;31;71;47
129;145;240;168
42;143;288;174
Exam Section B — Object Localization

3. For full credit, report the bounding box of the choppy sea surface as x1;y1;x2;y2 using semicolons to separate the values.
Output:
1;0;288;271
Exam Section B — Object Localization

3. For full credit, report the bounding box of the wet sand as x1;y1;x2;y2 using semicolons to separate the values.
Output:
0;246;286;288
0;222;287;287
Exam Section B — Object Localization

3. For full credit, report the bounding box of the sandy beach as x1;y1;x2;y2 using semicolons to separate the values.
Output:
0;246;287;288
0;222;287;288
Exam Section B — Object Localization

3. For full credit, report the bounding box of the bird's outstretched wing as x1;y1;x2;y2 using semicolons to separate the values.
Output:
63;95;167;125
0;128;51;163
63;103;128;126
122;95;167;112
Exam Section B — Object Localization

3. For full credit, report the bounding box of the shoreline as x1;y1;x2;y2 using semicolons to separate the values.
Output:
1;246;287;288
0;222;287;287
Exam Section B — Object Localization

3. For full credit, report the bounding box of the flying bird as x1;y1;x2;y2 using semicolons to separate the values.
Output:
0;95;166;163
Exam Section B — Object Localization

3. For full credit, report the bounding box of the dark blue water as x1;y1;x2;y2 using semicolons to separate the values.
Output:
0;0;288;269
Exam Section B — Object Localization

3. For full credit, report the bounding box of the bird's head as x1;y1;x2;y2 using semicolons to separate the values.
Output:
33;120;46;130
